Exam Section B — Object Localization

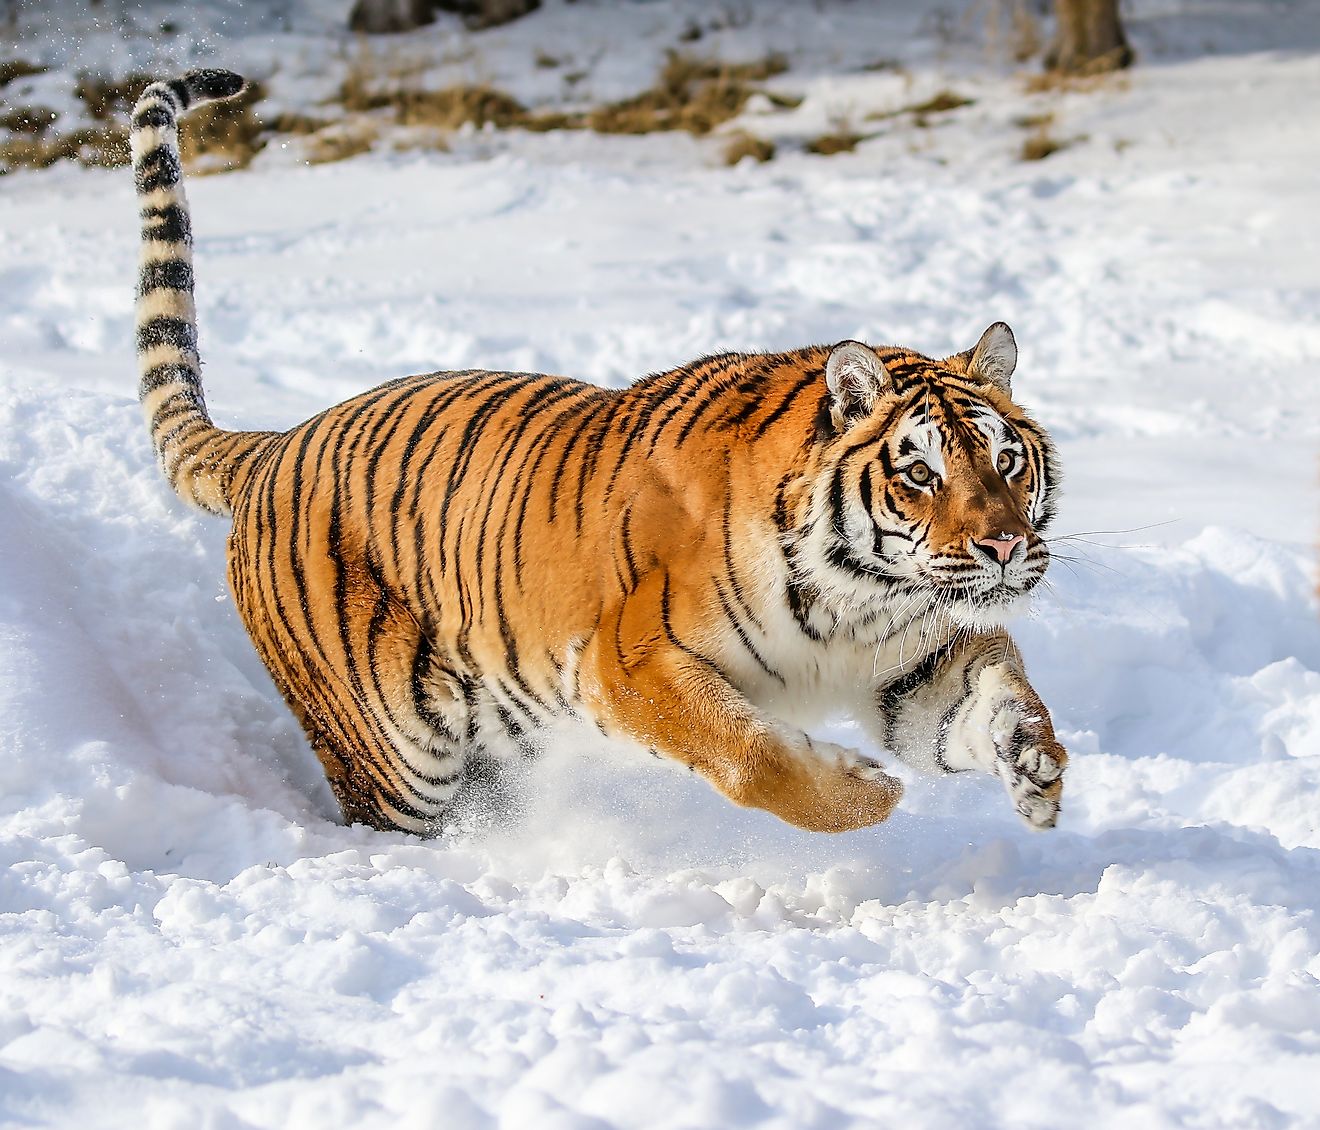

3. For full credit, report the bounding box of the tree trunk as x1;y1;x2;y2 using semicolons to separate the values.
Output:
434;0;540;31
348;0;435;34
1047;0;1133;74
347;0;539;33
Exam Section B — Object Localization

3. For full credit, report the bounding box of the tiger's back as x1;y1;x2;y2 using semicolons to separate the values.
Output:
222;350;838;829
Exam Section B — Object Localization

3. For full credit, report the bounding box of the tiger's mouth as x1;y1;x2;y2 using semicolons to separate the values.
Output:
926;566;1046;629
942;581;1036;629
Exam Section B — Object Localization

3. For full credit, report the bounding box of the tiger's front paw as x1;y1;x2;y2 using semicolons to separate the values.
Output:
990;709;1066;829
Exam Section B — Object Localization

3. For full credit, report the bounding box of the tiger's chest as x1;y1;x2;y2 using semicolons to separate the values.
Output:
708;581;950;730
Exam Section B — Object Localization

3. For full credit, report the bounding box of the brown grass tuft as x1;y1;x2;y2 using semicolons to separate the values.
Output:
806;129;865;156
0;59;47;88
74;72;157;120
1019;130;1064;161
867;89;975;124
6;47;800;174
722;131;775;165
265;111;335;136
0;126;130;174
394;85;530;130
1022;68;1126;95
582;51;789;136
1014;108;1085;161
323;46;793;150
1;105;59;134
0;73;265;176
305;121;381;165
338;39;429;113
1017;112;1082;161
907;90;975;116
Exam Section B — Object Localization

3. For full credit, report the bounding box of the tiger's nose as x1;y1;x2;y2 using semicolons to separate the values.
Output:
972;533;1024;564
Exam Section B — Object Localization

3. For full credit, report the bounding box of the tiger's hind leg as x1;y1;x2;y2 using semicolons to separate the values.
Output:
230;544;471;834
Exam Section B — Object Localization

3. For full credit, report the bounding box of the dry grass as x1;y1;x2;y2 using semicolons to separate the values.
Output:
866;88;976;124
0;105;59;134
74;72;157;120
908;90;975;115
4;46;800;175
1022;68;1128;95
326;46;793;146
1019;130;1065;161
265;111;335;136
0;58;47;88
396;86;530;130
1017;112;1083;161
805;128;865;156
0;127;129;174
722;130;775;165
338;41;428;114
305;121;381;164
1;73;266;176
580;51;789;136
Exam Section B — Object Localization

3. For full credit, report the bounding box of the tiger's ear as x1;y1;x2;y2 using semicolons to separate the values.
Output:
954;322;1017;393
825;341;889;429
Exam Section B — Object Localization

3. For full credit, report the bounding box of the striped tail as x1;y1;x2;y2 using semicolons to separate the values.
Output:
131;70;275;516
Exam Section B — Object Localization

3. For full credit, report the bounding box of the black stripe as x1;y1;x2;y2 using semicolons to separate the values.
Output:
934;657;978;772
784;574;824;643
138;259;194;296
186;69;246;102
720;504;763;634
136;315;195;353
134;145;182;193
132;103;173;130
713;578;784;685
713;357;776;430
750;368;819;440
659;574;737;689
140;361;200;395
509;393;601;582
640;357;729;451
410;638;464;746
167;78;192;111
545;401;607;526
673;363;752;445
619;507;639;590
879;643;953;748
140;203;192;245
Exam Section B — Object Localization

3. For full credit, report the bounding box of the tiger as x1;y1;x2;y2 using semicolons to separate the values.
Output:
130;70;1068;836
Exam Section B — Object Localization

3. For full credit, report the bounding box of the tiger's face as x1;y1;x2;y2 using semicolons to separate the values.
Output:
800;323;1059;630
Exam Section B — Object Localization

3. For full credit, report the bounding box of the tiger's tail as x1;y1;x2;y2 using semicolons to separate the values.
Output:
131;69;276;517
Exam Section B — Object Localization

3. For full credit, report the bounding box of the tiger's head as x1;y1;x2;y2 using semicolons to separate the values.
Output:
793;323;1059;631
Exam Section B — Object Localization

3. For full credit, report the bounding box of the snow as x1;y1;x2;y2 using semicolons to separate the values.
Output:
3;1;1320;1126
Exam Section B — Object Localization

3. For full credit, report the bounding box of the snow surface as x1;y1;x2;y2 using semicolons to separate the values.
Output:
3;1;1320;1127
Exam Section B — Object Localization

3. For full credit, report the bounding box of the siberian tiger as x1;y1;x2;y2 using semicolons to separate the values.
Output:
130;70;1067;835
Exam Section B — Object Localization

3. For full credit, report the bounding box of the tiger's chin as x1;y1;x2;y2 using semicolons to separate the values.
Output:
945;587;1034;631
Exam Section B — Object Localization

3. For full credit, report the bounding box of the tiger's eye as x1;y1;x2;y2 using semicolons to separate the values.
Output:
997;450;1016;475
906;461;932;485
